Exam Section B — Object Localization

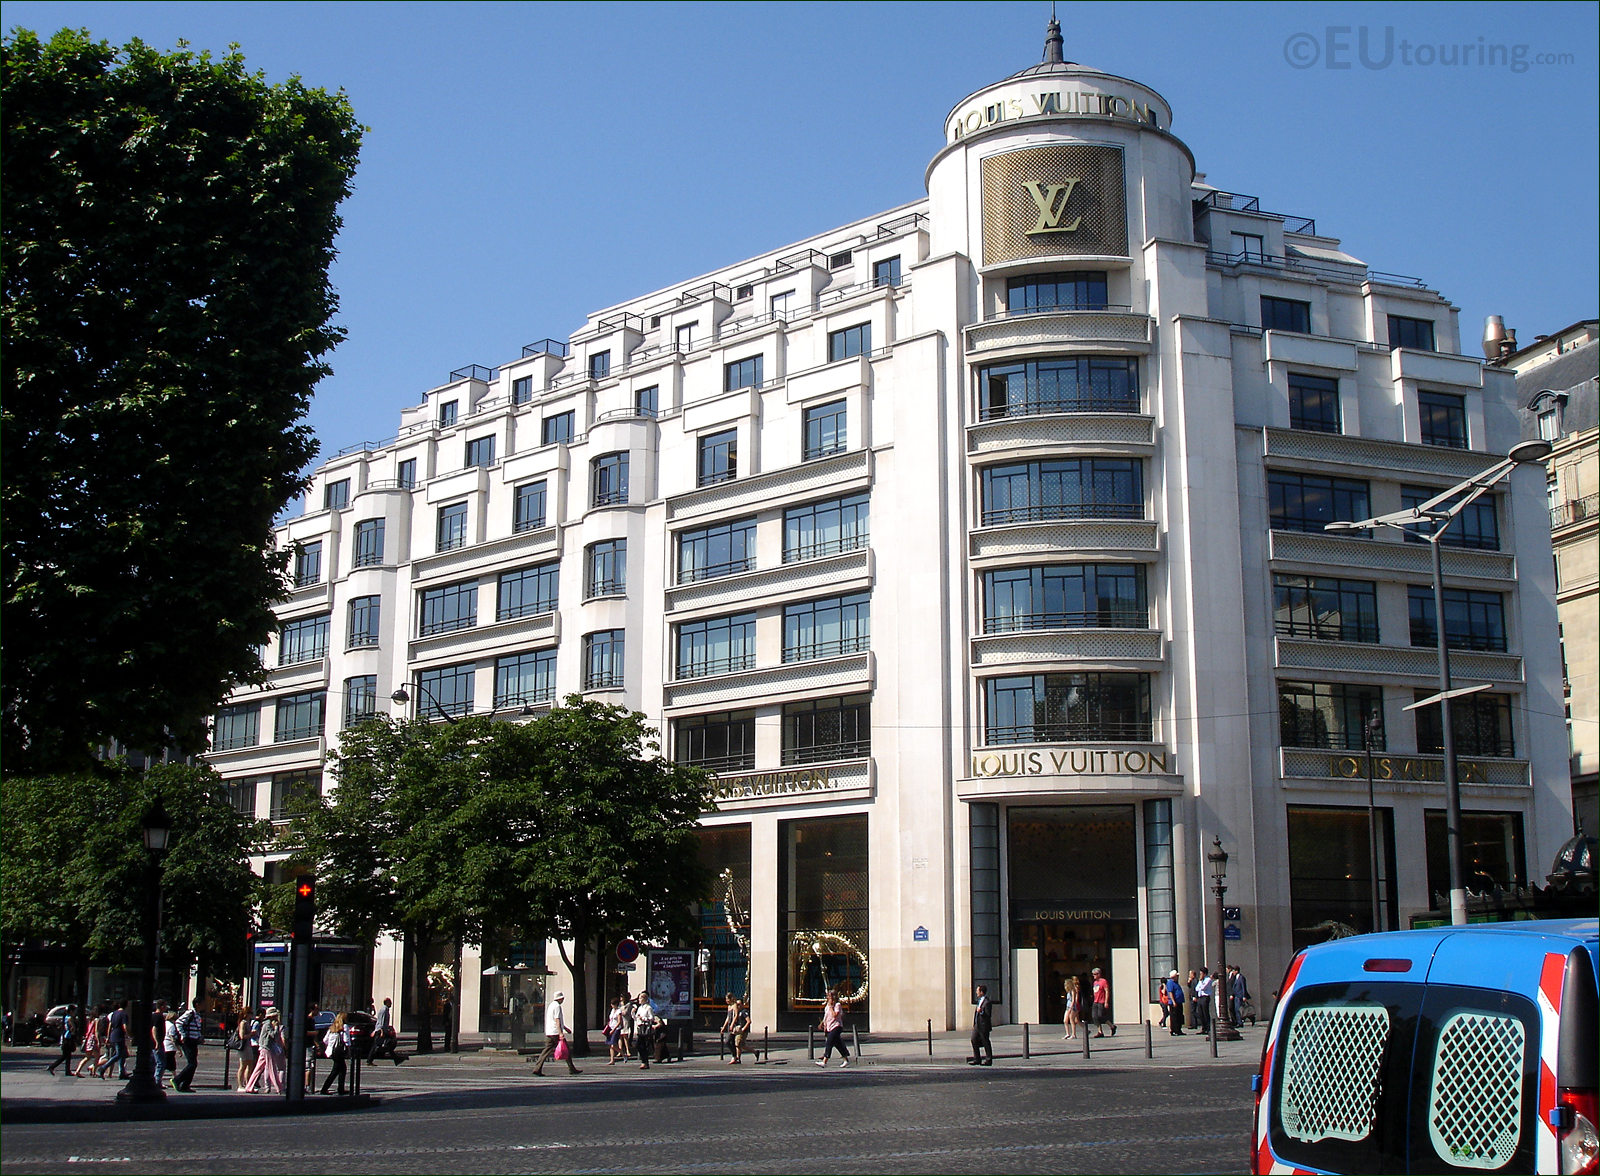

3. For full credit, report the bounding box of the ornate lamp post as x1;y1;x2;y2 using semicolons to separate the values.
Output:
1206;836;1242;1041
1327;439;1551;925
117;797;171;1104
1364;709;1384;933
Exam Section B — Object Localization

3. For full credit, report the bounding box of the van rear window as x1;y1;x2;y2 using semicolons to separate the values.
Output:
1281;1003;1391;1143
1424;1007;1530;1170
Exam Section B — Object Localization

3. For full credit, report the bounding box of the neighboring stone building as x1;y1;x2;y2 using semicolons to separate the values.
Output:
207;21;1571;1040
1502;320;1599;837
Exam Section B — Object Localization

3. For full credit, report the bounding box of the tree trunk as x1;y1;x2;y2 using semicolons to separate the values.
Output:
412;929;433;1053
558;934;591;1057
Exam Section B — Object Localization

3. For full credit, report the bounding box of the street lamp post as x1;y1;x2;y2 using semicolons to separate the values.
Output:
390;681;458;724
1364;709;1384;933
1206;836;1242;1042
1326;439;1552;927
117;797;171;1105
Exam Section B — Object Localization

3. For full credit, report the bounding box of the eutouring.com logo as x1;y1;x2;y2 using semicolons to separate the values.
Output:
1283;26;1576;73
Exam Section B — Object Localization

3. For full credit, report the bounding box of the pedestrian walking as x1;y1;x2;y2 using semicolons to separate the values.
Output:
235;1008;258;1090
242;1008;286;1093
100;999;130;1079
173;999;205;1091
1229;965;1253;1026
815;989;850;1068
73;1005;105;1077
157;1008;178;1087
46;1005;77;1074
1194;968;1214;1035
319;1013;350;1095
719;992;739;1059
1090;967;1115;1037
1061;976;1081;1038
633;993;660;1069
531;991;580;1075
367;997;404;1064
1163;970;1187;1035
1185;969;1200;1031
726;998;751;1064
967;984;994;1066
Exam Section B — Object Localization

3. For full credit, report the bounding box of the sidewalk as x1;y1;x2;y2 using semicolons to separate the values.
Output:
1;1021;1258;1123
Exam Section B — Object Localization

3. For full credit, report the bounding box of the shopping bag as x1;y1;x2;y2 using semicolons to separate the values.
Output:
553;1037;569;1060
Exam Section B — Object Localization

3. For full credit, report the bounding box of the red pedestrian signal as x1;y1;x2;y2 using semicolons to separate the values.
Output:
292;875;315;941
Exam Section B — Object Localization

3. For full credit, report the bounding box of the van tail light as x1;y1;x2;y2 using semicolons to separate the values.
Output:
1555;1087;1599;1175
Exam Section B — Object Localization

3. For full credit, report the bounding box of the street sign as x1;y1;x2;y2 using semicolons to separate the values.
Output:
615;963;637;972
1224;925;1242;941
1223;906;1242;921
913;926;929;942
616;938;640;964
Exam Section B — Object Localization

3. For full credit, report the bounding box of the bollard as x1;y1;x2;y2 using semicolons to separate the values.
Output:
1210;1012;1218;1059
1144;1019;1153;1060
221;1044;232;1090
1023;1022;1030;1059
807;1025;815;1061
760;1027;769;1065
677;1027;686;1063
1082;1021;1091;1059
927;1019;933;1057
851;1024;859;1059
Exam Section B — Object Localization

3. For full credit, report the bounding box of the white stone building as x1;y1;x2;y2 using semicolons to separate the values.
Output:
208;22;1571;1040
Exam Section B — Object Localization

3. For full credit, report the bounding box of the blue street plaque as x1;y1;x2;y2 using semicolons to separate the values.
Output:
913;926;930;942
1224;925;1242;941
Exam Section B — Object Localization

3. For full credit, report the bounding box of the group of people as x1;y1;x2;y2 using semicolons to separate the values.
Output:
1056;968;1116;1040
44;998;205;1090
535;989;685;1075
1159;964;1252;1035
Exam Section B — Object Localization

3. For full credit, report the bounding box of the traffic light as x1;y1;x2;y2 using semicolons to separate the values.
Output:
292;875;315;942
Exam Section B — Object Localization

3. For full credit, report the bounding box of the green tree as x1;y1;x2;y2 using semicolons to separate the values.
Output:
1;29;362;773
296;701;715;1055
468;699;715;1055
2;762;268;985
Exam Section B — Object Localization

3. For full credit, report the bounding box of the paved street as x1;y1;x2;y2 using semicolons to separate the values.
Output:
1;1028;1256;1174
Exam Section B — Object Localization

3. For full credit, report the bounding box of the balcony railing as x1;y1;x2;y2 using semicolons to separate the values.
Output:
419;616;476;638
677;555;757;584
981;502;1144;526
978;393;1141;422
985;720;1153;744
783;533;869;564
782;634;870;663
782;739;870;765
1552;493;1598;529
675;651;757;680
678;750;756;773
983;609;1149;634
1273;619;1379;644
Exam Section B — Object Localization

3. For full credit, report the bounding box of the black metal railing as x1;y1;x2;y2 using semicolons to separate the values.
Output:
1552;493;1597;529
677;556;756;584
675;652;756;680
419;616;476;638
783;534;869;563
978;394;1141;421
496;601;555;623
592;488;628;507
981;502;1144;526
1274;619;1379;643
782;740;870;765
448;363;496;383
782;634;870;663
985;721;1153;744
983;610;1149;634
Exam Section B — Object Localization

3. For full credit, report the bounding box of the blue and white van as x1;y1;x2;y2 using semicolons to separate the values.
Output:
1251;919;1598;1175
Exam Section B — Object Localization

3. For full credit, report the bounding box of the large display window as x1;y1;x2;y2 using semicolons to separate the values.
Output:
778;814;869;1030
1286;804;1398;951
693;825;751;1029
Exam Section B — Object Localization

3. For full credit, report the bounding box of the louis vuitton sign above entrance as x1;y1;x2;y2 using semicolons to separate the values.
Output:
980;143;1128;263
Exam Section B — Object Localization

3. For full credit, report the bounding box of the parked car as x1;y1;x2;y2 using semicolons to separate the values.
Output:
1251;918;1598;1175
310;1009;376;1055
35;1005;71;1046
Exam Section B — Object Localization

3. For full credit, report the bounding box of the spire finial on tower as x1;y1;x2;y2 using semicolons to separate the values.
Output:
1043;4;1065;65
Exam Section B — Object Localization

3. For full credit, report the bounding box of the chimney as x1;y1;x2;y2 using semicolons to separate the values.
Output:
1483;315;1507;359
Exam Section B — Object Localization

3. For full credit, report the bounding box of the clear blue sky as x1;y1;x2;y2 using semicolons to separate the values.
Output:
7;1;1597;467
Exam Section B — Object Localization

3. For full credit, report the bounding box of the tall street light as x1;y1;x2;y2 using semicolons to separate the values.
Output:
1206;837;1241;1041
1325;438;1552;927
117;796;171;1104
1363;709;1384;933
390;681;458;724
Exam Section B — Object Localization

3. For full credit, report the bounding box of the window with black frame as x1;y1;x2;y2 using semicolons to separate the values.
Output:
1387;314;1436;351
584;539;625;598
1272;574;1379;642
1006;270;1108;313
782;695;870;764
981;458;1143;525
1287;373;1341;433
590;451;629;507
1414;691;1514;758
324;479;351;511
674;710;756;772
827;323;871;362
1267;471;1369;532
269;768;321;821
436;501;468;551
780;816;869;1029
213;703;259;751
678;518;756;583
273;692;325;743
419;580;478;636
583;629;625;690
496;562;558;621
724;355;762;391
1407;586;1506;652
353;518;385;567
1278;681;1383;751
783;592;870;662
803;400;847;460
698;428;738;486
513;480;547;533
982;564;1147;632
495;649;556;708
979;356;1139;419
1400;485;1499;550
984;672;1152;744
465;434;496;468
278;614;330;666
293;541;322;587
418;663;474;718
343;675;377;728
541;411;574;445
784;493;869;562
1417;389;1468;449
1261;296;1311;334
676;613;757;679
347;594;380;648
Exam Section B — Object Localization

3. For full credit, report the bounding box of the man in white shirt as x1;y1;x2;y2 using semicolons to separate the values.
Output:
531;992;580;1076
1193;969;1215;1035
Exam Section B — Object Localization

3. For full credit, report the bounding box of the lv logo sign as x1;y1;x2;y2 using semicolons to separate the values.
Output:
1023;178;1083;235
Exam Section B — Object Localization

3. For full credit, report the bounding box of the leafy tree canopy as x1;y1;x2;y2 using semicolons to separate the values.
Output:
2;762;269;979
1;28;363;773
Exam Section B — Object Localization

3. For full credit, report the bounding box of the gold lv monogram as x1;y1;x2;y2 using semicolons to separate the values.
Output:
1023;179;1083;235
